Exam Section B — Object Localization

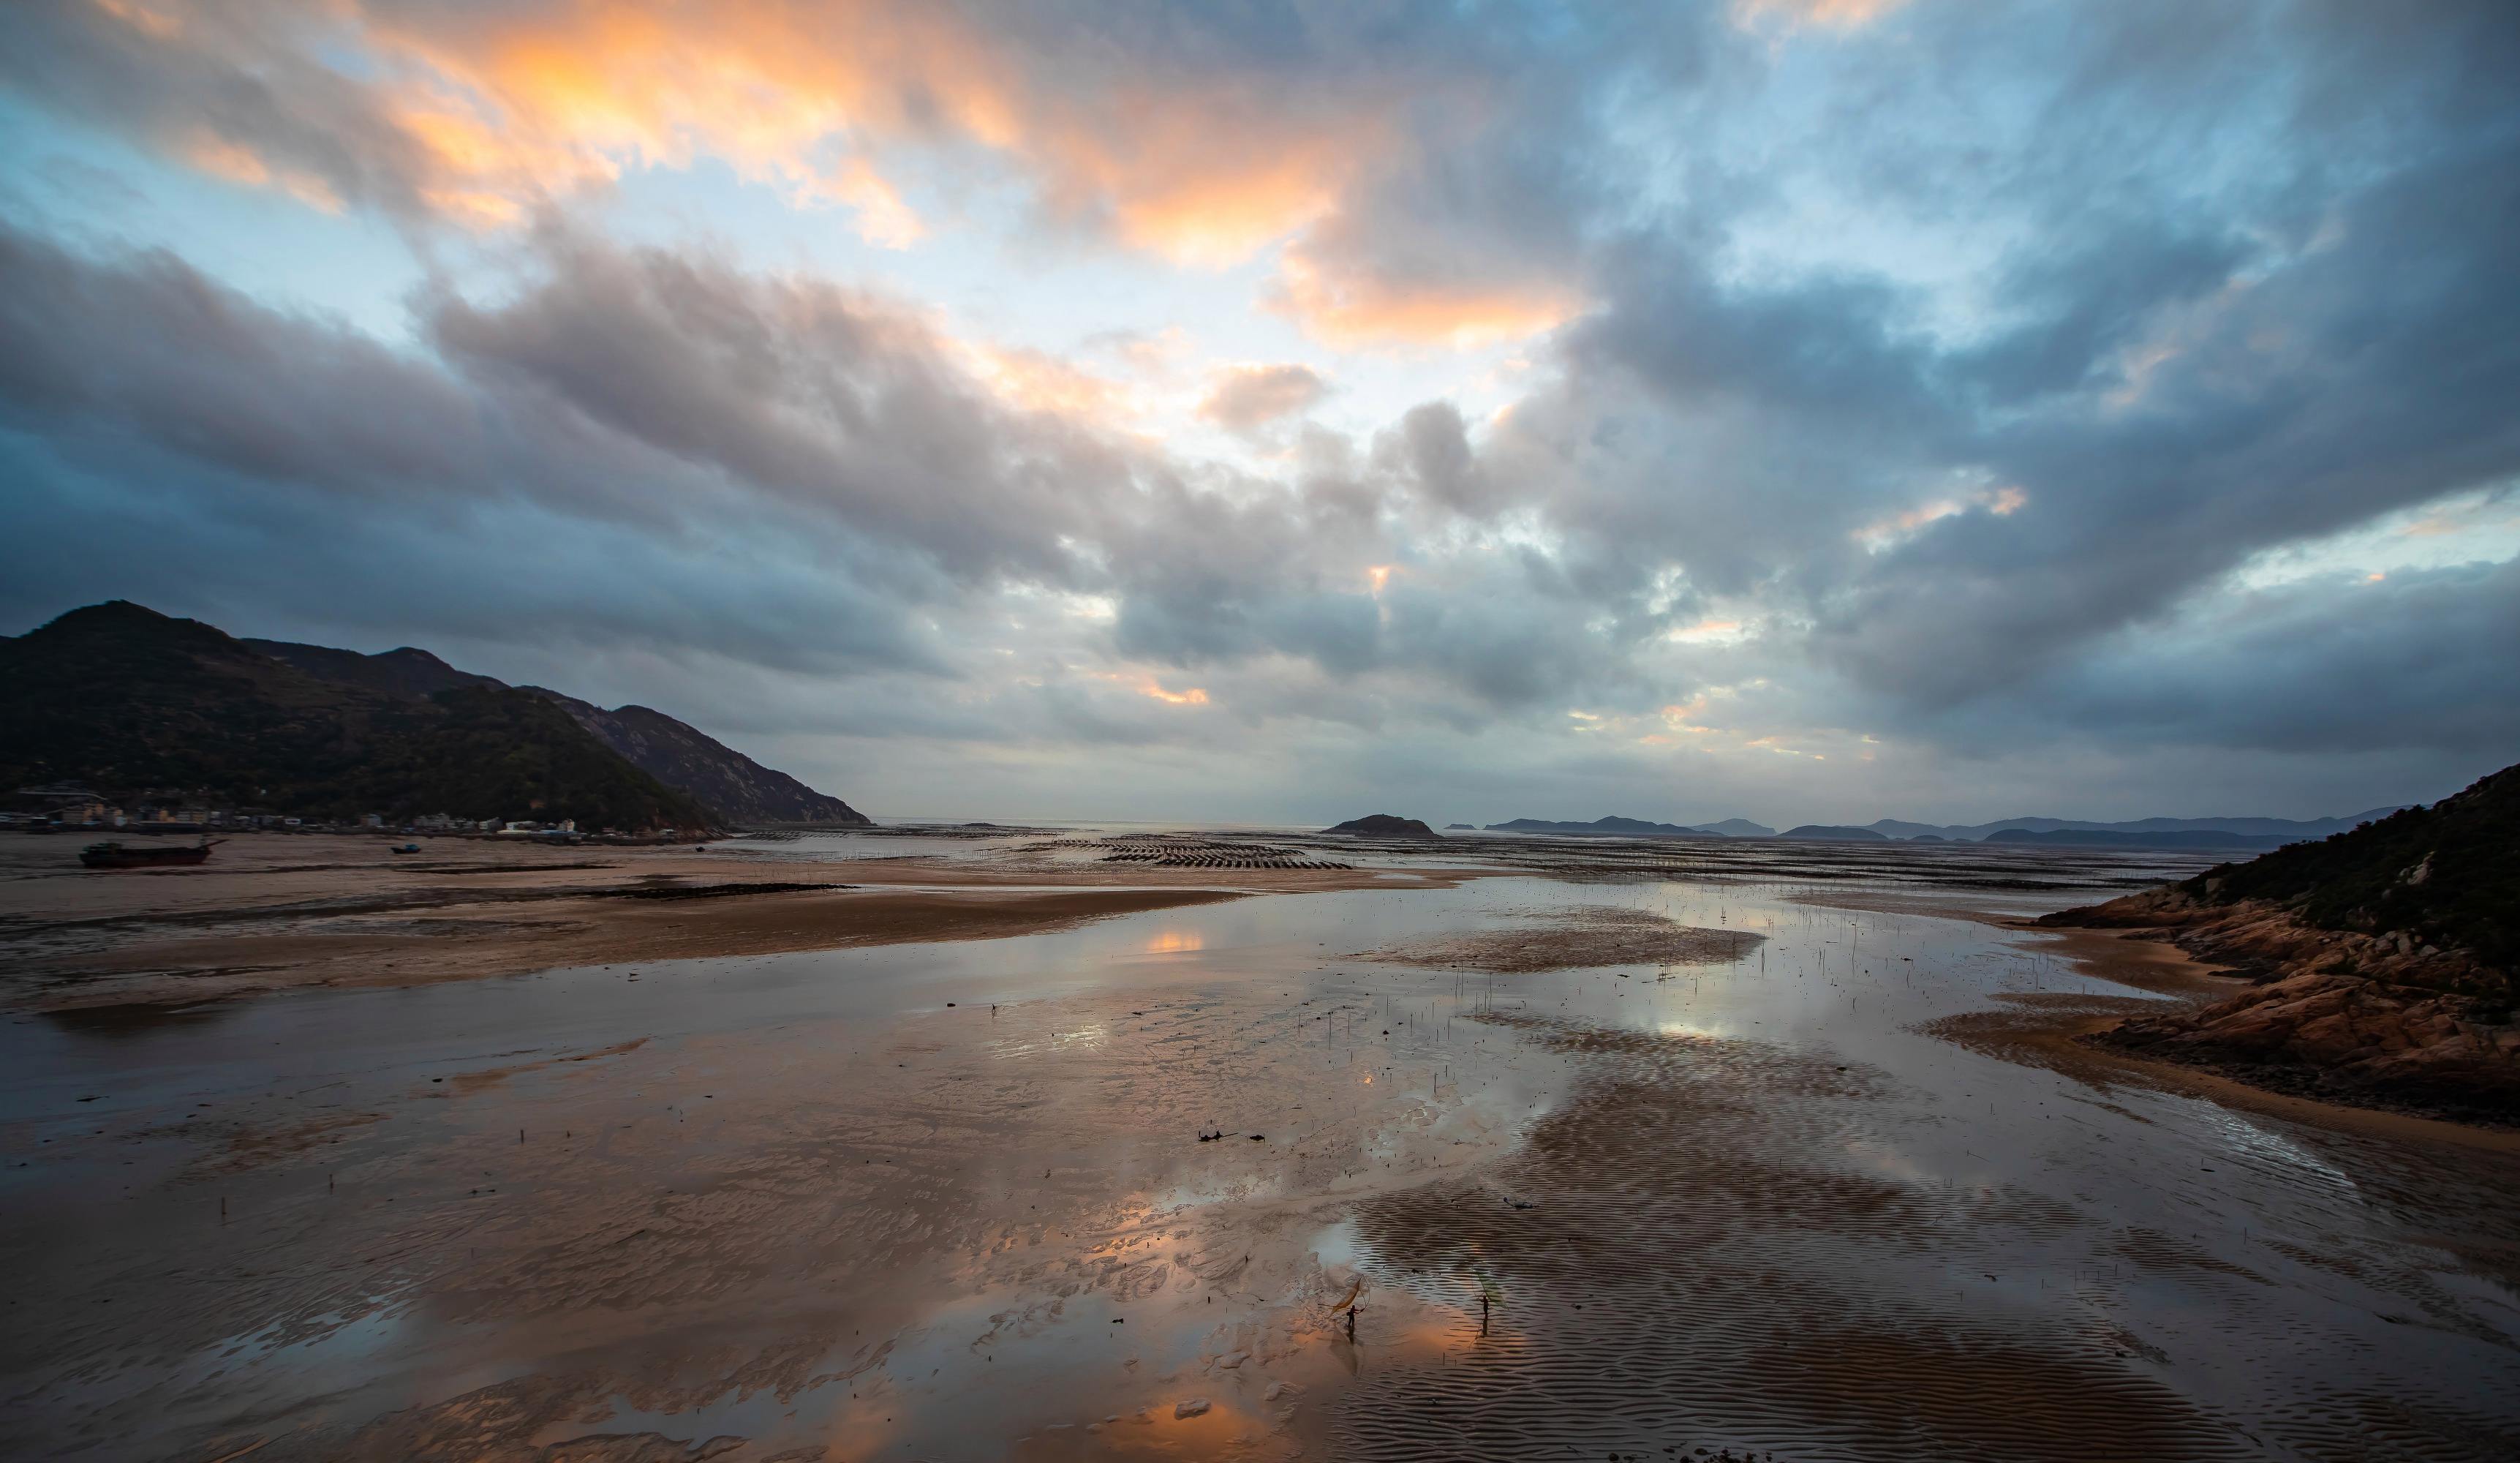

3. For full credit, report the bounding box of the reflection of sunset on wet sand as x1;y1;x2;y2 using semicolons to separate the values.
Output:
7;827;2516;1459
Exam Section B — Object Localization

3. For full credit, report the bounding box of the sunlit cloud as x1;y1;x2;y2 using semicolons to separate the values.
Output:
97;0;1384;263
1198;364;1327;434
1666;617;1749;646
1853;484;2026;552
1272;248;1581;347
1095;671;1210;707
180;132;344;213
1733;0;1909;33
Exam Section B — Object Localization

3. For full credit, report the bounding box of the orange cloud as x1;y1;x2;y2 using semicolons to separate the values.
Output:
1272;248;1580;347
102;1;1596;349
1733;0;1909;31
1198;363;1326;432
181;131;345;213
1095;670;1210;706
103;0;1386;261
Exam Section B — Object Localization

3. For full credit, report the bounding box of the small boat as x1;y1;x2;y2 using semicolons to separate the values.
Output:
392;843;422;854
80;838;222;870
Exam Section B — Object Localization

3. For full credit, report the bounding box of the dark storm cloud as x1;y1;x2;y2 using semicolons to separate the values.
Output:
1470;0;2520;721
0;224;483;497
0;1;440;219
1910;560;2520;762
425;233;1132;584
0;218;1629;718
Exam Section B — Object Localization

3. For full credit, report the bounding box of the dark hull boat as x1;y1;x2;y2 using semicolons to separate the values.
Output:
80;840;221;869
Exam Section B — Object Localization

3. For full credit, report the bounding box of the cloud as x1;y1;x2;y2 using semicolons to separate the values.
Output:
1;1;1629;347
5;0;2519;823
1196;364;1326;435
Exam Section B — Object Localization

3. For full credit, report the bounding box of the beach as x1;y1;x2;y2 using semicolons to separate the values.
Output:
4;830;2516;1459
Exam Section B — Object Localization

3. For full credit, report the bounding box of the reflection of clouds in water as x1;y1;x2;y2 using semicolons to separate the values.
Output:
1144;930;1205;954
983;1023;1111;1060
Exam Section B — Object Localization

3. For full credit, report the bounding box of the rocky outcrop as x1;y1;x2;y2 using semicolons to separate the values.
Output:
2099;971;2520;1121
2045;887;2517;1121
2040;887;2501;996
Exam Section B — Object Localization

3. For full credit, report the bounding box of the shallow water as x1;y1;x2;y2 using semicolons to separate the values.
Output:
3;873;2516;1460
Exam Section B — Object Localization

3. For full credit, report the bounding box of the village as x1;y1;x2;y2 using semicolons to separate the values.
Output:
1;781;690;843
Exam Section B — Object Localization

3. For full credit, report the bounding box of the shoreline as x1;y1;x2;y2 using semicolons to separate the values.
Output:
1974;910;2520;1151
0;832;1504;1012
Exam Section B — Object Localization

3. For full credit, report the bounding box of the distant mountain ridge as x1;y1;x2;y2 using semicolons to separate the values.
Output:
1982;828;2298;851
1485;816;1776;838
247;639;869;825
1864;810;2404;842
1779;824;1889;842
1474;808;2391;847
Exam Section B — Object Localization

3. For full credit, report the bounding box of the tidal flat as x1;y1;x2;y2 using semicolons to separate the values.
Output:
4;830;2516;1460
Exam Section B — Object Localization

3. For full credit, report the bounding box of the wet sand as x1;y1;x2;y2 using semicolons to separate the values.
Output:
4;836;2518;1459
0;832;1485;1010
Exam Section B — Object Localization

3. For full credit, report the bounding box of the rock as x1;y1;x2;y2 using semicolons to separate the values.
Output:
1175;1398;1212;1420
1263;1380;1297;1402
2097;970;2520;1119
1216;1350;1250;1368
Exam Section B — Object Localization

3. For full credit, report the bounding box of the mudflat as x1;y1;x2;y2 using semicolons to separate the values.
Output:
0;832;1484;1009
5;830;2516;1460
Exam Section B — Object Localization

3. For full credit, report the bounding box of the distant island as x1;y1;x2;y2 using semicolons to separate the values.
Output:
1860;809;2401;843
1324;814;1439;838
1377;811;2379;848
1485;815;1775;838
1777;824;1890;841
1691;818;1778;838
1983;827;2295;850
1;601;868;833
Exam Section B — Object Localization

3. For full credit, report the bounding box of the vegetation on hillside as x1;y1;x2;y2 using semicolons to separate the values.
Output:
2180;761;2518;971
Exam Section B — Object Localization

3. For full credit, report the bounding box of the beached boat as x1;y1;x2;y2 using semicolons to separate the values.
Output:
80;839;221;869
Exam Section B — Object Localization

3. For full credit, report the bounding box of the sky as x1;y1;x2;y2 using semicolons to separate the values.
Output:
2;0;2516;827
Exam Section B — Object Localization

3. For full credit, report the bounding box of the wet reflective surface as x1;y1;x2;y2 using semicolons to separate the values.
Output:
4;868;2517;1460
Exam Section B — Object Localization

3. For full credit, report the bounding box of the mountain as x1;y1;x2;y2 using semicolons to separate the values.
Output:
1983;828;2299;850
525;693;866;827
1691;818;1776;838
1486;816;1710;838
1778;824;1890;841
1484;815;1770;838
251;642;868;825
1325;814;1439;838
3;603;715;830
243;639;498;700
1862;809;2406;842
